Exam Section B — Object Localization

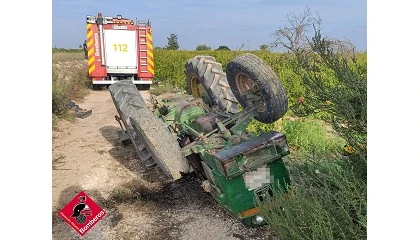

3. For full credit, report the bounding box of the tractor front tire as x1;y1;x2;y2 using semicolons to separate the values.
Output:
109;81;190;180
226;53;288;123
185;56;239;114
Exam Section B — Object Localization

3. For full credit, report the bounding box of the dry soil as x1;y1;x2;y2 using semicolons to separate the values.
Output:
52;88;277;240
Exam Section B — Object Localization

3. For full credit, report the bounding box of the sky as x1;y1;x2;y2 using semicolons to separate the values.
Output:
52;0;366;51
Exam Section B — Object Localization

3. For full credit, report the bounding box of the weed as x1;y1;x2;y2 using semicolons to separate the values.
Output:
111;187;133;202
281;118;345;156
150;82;176;96
258;156;366;240
52;52;90;128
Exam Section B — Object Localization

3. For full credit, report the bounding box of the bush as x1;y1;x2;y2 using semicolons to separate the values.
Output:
52;66;74;129
196;44;211;51
52;67;69;116
258;156;367;240
290;29;367;163
255;23;367;240
52;52;91;128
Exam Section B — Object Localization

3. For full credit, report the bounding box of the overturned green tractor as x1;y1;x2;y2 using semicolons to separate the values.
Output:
109;53;290;227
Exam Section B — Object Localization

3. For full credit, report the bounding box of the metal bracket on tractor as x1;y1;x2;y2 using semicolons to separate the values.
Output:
109;53;291;228
114;115;131;146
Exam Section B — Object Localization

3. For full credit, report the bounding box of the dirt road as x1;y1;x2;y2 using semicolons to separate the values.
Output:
52;89;276;240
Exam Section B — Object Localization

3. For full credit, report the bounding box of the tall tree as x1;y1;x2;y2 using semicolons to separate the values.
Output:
271;7;321;53
166;34;179;50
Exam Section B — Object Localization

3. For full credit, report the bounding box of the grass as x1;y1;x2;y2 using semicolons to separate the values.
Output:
52;51;91;129
111;186;134;202
149;82;176;96
281;118;345;156
52;51;85;63
247;116;345;157
258;155;367;240
247;115;365;240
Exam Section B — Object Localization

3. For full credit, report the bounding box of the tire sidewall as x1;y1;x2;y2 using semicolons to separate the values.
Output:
227;54;288;123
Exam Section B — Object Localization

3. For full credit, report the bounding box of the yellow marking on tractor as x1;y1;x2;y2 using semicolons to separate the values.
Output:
240;207;261;218
87;39;94;46
86;24;92;30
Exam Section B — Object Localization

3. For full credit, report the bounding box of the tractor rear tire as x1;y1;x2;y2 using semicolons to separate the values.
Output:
185;56;240;114
226;53;288;124
109;81;190;181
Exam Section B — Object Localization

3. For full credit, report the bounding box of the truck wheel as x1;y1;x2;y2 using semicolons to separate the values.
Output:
109;81;190;181
91;84;102;91
136;84;151;91
185;56;240;114
226;53;288;123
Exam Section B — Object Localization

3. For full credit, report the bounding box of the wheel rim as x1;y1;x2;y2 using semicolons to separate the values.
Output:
191;76;210;104
235;73;264;111
236;73;259;94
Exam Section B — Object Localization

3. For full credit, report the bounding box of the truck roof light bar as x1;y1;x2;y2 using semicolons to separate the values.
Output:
104;17;113;24
86;16;96;23
136;19;147;25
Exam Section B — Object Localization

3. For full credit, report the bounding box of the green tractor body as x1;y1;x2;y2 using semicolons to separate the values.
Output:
152;95;290;226
109;53;291;227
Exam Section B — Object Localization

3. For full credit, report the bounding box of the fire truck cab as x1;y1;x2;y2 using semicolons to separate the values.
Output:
85;13;154;90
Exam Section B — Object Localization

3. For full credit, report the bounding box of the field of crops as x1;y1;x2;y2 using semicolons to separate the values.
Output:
153;49;366;105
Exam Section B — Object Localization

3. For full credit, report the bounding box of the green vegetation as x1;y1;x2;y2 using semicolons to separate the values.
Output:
149;43;366;239
52;30;367;239
258;156;367;240
52;51;85;62
281;118;345;156
149;82;176;96
196;44;211;51
259;44;269;51
52;51;90;129
216;45;231;51
52;48;84;54
253;8;366;239
166;33;179;50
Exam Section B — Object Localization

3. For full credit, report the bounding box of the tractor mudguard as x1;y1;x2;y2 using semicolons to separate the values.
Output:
213;131;290;179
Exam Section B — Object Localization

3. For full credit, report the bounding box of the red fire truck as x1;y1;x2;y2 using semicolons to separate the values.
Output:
85;13;154;90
